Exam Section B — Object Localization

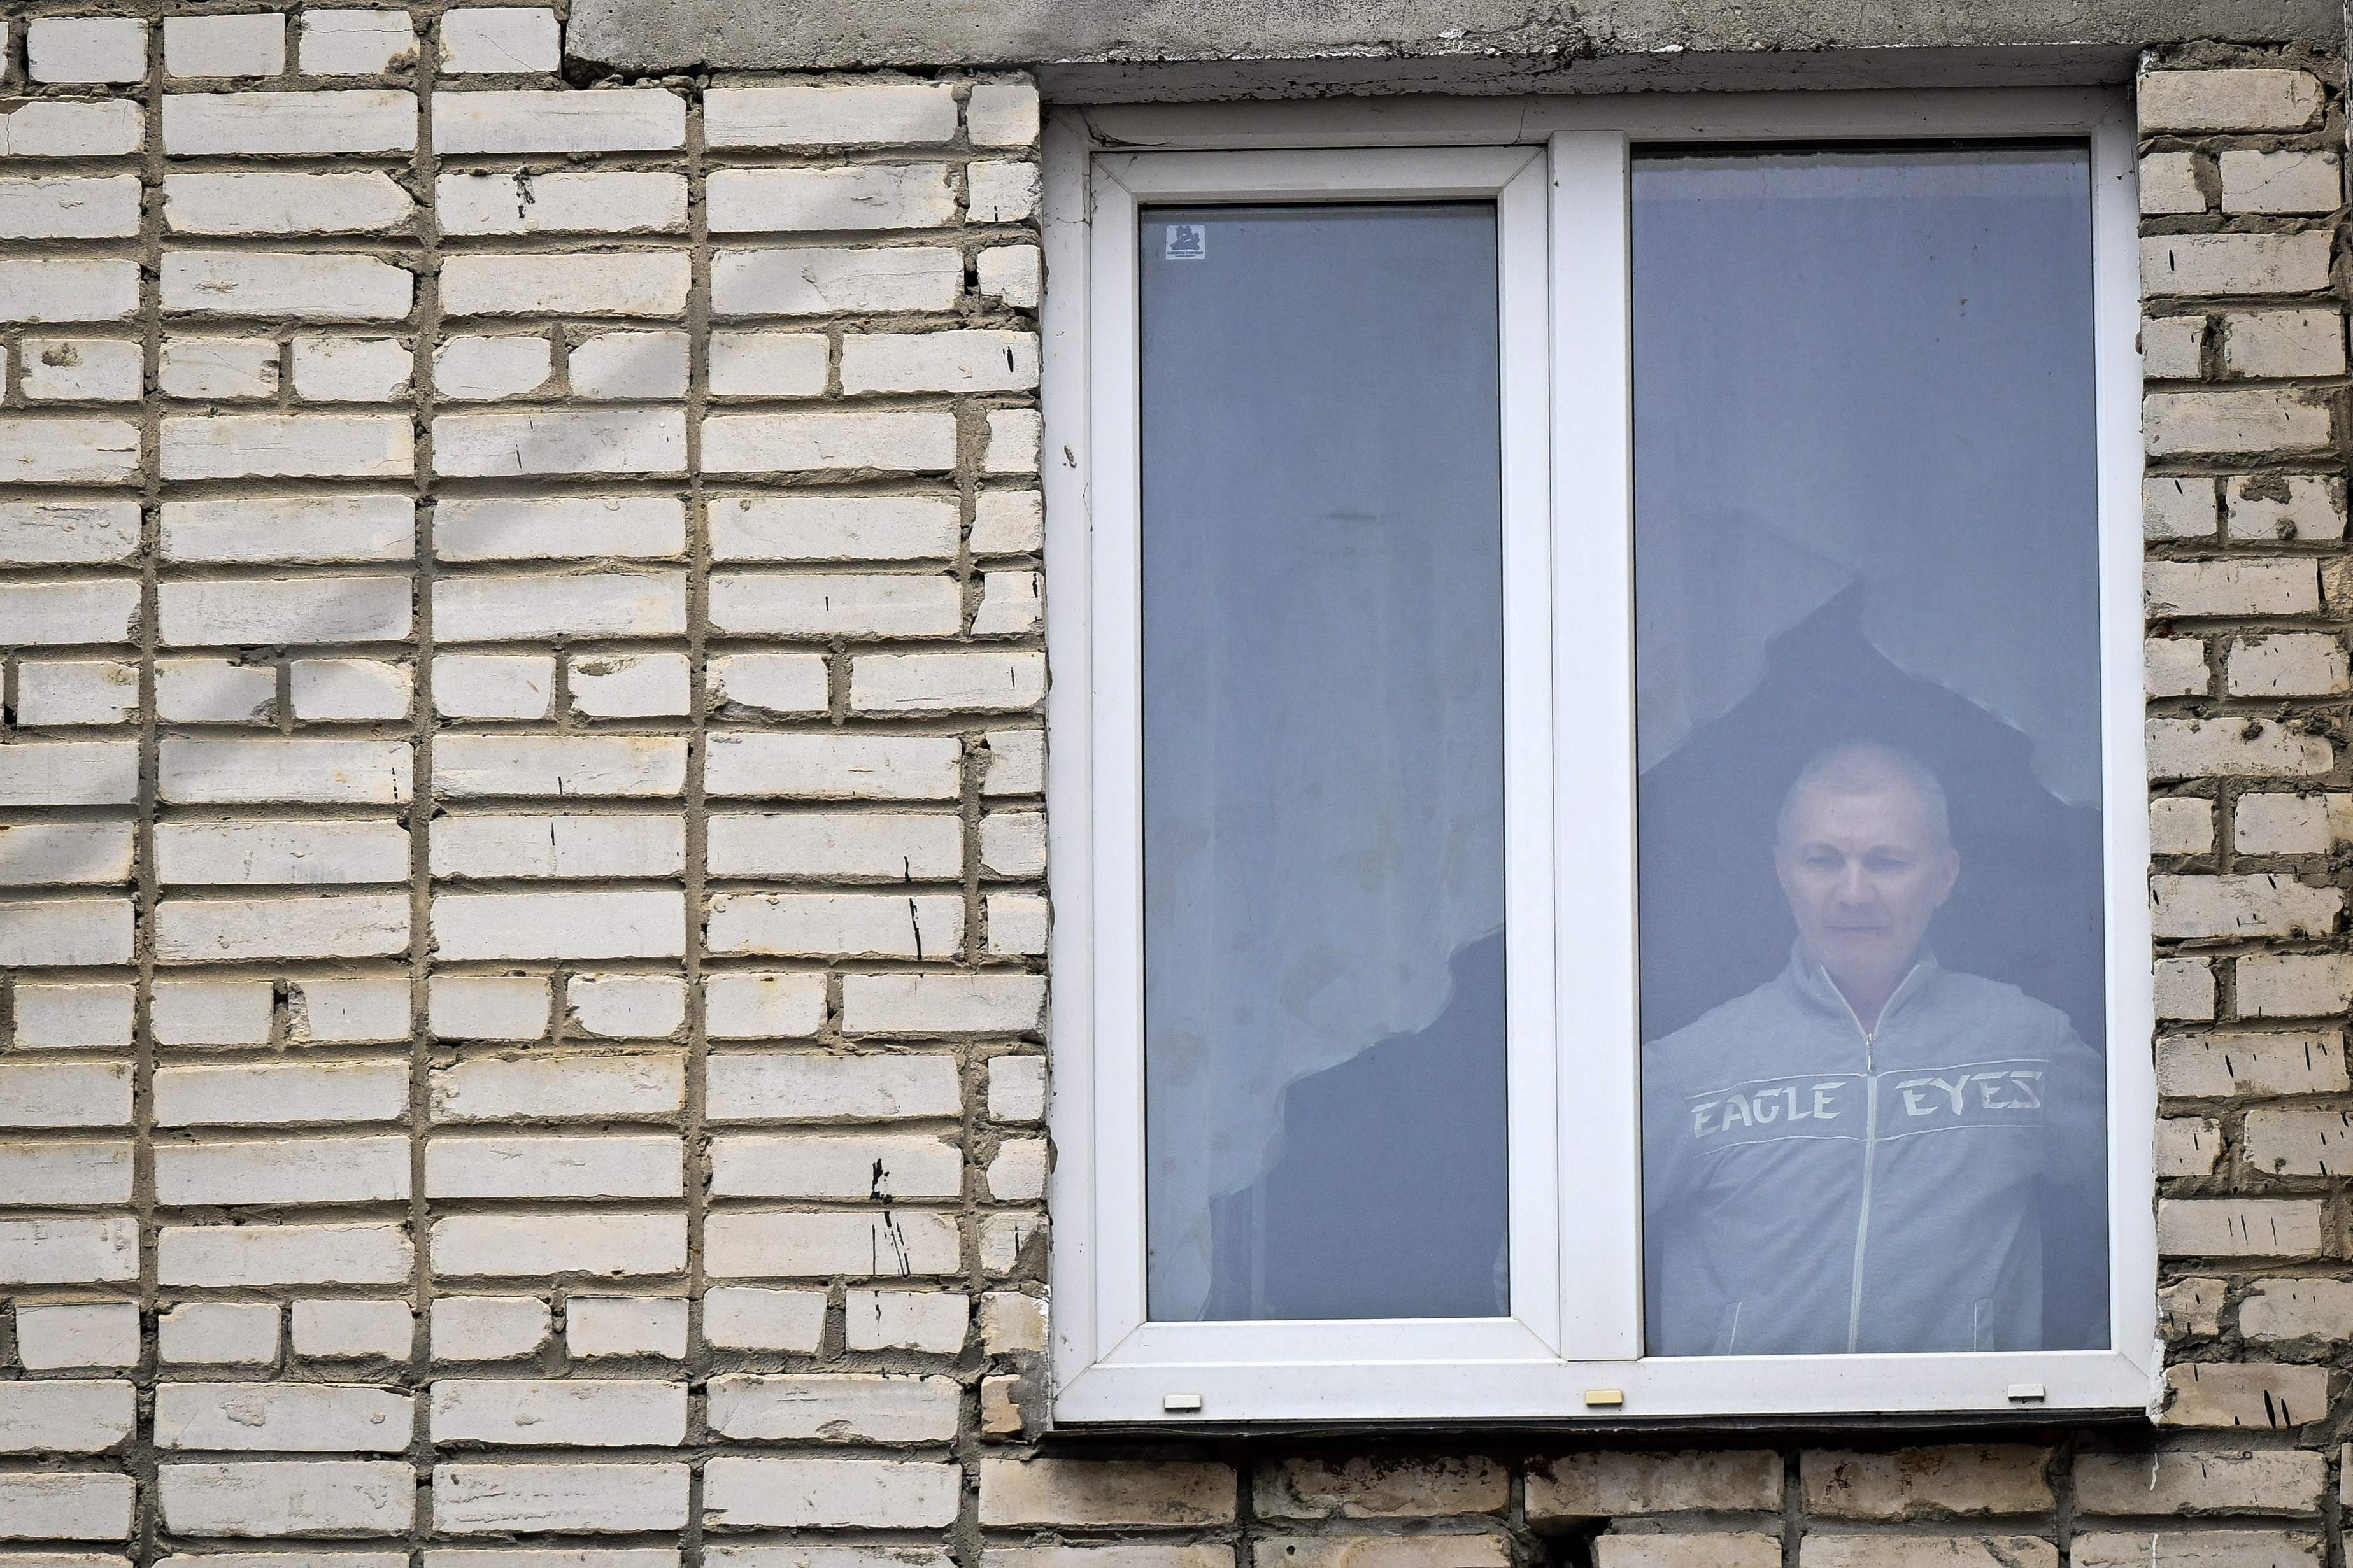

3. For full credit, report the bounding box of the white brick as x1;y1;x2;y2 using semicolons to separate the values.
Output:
0;100;143;158
434;495;682;561
988;1055;1047;1121
568;1296;688;1358
711;495;958;562
159;1300;281;1365
972;490;1043;554
0;1140;132;1206
705;83;957;147
290;974;412;1043
853;650;1045;712
164;90;416;155
704;1287;827;1351
0;502;139;567
979;1290;1044;1353
0;416;139;480
705;1211;960;1279
432;889;685;960
710;331;829;397
300;10;418;76
2158;1198;2325;1259
159;575;411;646
157;893;409;961
157;1135;410;1207
11;983;136;1049
432;1296;551;1360
704;1457;961;1528
709;572;960;637
432;1380;686;1446
968;82;1041;146
434;653;555;719
429;974;552;1042
2221;149;2343;216
0;582;141;654
160;1222;413;1286
711;1132;961;1198
14;661;138;727
986;896;1047;956
156;1059;407;1127
159;1461;414;1537
28;18;146;83
433;1462;690;1534
161;738;411;805
164;495;413;563
165;14;287;78
15;1303;140;1370
569;973;688;1038
2228;474;2345;542
975;570;1041;634
433;735;686;797
434;569;687;640
155;1383;411;1453
156;657;274;723
2222;309;2347;379
292;1298;413;1360
846;1289;970;1352
434;90;686;153
970;160;1039;223
0;1472;136;1540
988;1136;1047;1199
1;261;139;329
2142;232;2333;298
702;973;827;1040
709;891;962;959
292;335;413;402
0;821;135;886
569;329;690;399
21;337;142;402
0;1216;139;1284
0;1380;136;1455
706;810;960;880
709;1374;959;1444
427;1134;679;1199
292;658;414;721
437;170;688;235
2148;558;2321;616
984;409;1041;475
705;1050;960;1122
709;165;957;232
709;653;830;715
441;252;690;318
433;409;686;477
977;243;1042;308
150;977;273;1044
713;246;962;316
441;8;560;72
0;176;141;240
430;813;685;879
430;1050;685;1122
704;732;962;800
844;971;1043;1035
162;413;412;481
702;409;958;475
0;898;134;966
0;1061;131;1129
2140;68;2326;131
841;330;1039;393
2237;793;2333;856
430;1211;686;1277
2144;389;2332;457
2228;634;2350;697
2140;313;2205;379
159;336;279;400
571;651;691;717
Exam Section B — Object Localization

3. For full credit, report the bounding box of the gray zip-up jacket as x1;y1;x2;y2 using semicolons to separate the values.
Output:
1641;947;2107;1357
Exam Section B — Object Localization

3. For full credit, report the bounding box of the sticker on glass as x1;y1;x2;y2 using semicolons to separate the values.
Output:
1164;222;1207;261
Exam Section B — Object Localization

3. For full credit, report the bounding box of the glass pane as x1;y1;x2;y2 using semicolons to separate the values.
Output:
1141;204;1510;1322
1633;147;2112;1356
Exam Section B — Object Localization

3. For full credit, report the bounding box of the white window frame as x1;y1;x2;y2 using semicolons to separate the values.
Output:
1043;87;2158;1426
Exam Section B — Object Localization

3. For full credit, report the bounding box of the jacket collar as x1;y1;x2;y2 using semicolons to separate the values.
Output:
1781;938;1940;1032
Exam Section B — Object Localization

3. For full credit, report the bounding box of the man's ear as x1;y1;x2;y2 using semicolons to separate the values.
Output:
1932;846;1961;905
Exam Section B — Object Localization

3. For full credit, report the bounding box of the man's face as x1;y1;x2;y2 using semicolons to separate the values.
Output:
1775;782;1959;989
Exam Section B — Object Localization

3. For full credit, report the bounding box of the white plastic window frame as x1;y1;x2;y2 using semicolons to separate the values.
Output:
1042;87;2157;1427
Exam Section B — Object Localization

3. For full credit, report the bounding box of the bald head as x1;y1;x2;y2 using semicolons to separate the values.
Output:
1776;741;1951;853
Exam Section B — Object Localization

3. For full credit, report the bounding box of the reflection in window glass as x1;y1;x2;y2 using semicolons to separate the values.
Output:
1633;148;2112;1356
1141;204;1510;1322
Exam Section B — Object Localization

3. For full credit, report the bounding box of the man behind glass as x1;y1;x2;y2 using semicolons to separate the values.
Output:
1642;740;2107;1356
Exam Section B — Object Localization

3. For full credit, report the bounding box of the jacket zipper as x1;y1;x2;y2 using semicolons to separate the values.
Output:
1833;964;1924;1355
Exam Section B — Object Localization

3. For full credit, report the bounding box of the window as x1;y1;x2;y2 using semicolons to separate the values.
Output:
1044;92;2155;1424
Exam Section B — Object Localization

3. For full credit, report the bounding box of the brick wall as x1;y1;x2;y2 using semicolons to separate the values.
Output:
0;7;2346;1566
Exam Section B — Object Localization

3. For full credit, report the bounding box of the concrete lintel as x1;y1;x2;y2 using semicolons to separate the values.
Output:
564;0;2338;76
